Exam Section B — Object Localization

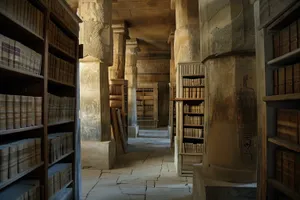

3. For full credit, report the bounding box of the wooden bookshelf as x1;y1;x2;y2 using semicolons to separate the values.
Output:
136;83;158;129
176;62;205;176
169;84;176;148
0;1;81;199
260;2;300;199
109;79;128;143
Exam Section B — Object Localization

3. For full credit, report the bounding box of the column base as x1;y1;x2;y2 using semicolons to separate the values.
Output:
128;125;139;138
168;125;172;139
193;164;257;200
81;140;116;170
174;136;179;175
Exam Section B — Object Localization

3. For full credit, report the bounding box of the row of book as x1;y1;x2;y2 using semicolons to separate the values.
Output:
276;149;300;193
276;109;300;144
184;115;204;125
183;143;204;153
0;94;42;131
183;88;204;98
273;18;300;58
137;89;154;93
0;34;42;75
183;103;204;113
182;154;203;171
181;64;204;76
109;85;123;95
48;132;73;165
183;78;204;86
184;128;203;138
48;94;75;124
273;64;300;95
0;0;44;37
0;179;40;200
49;20;76;57
0;138;41;183
48;0;79;35
48;163;72;198
49;53;75;85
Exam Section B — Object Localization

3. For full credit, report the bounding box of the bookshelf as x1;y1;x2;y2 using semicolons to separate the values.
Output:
260;3;300;200
169;84;176;148
109;79;128;143
136;83;158;129
176;62;205;176
0;1;81;200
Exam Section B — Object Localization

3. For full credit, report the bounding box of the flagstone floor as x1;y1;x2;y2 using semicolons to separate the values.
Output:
80;132;192;200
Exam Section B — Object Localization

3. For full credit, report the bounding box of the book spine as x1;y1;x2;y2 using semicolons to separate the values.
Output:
0;94;6;131
13;95;21;129
27;96;35;126
6;95;14;130
34;97;42;126
20;96;28;128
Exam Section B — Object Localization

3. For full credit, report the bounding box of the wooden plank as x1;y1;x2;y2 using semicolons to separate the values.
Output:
111;108;124;155
268;179;300;200
263;93;300;101
267;48;300;66
268;137;300;152
116;109;126;152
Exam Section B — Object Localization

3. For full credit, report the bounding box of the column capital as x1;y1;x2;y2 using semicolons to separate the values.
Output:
126;39;140;54
112;22;128;35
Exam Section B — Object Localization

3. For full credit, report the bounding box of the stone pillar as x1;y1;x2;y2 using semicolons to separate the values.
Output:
125;39;139;138
78;0;116;170
172;0;200;174
168;32;176;86
193;0;257;199
109;22;128;80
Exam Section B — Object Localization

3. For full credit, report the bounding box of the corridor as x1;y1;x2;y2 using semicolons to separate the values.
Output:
81;133;192;200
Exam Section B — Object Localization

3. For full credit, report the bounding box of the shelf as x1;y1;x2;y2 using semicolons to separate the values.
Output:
268;137;300;153
48;120;74;127
49;180;73;200
268;179;300;200
49;151;74;167
183;85;205;88
0;64;44;80
263;93;300;102
180;153;203;156
0;10;44;42
49;43;76;63
0;162;44;190
48;78;75;88
184;137;204;140
183;124;204;128
182;75;205;78
268;48;300;66
175;98;204;101
184;112;204;115
0;125;44;136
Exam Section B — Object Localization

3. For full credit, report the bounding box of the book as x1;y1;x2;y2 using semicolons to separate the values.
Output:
278;68;285;94
280;27;290;55
13;95;21;129
27;96;35;127
294;64;300;93
290;21;298;51
0;145;9;182
285;66;293;94
6;95;14;130
20;96;27;128
0;94;6;131
34;97;42;126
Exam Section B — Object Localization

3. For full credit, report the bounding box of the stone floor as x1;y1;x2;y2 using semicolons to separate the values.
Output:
81;132;192;200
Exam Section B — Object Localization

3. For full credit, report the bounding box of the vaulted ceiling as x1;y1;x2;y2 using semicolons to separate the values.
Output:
67;0;175;58
112;0;175;57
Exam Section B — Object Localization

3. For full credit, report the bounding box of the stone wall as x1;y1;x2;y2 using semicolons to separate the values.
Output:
137;59;170;127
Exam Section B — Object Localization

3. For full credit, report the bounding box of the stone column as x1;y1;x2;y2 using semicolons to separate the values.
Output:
78;0;116;170
193;0;257;199
125;39;139;138
172;0;200;173
168;31;176;86
109;22;128;79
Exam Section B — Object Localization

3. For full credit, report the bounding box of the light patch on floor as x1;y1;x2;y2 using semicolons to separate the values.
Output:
81;136;192;200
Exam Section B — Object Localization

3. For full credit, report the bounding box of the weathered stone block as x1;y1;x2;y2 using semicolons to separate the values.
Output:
81;140;116;170
199;0;255;61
